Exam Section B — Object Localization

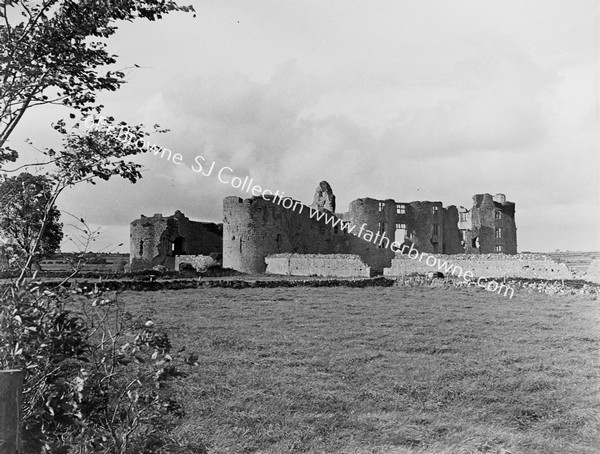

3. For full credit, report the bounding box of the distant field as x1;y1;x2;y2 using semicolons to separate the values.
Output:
38;253;129;272
120;286;600;454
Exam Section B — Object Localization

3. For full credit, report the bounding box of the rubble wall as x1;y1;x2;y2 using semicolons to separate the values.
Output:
584;258;600;284
130;211;222;271
223;196;353;274
384;253;573;280
175;255;217;272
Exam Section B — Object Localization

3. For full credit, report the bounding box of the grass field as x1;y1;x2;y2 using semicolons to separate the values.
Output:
120;285;600;454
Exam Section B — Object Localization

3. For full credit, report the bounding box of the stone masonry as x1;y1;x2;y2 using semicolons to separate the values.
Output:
383;253;572;280
130;211;222;271
222;181;518;274
265;253;370;277
174;254;218;272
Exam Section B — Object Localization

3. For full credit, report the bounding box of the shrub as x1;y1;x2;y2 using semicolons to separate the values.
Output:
208;252;222;263
177;263;196;273
0;281;201;453
200;265;240;278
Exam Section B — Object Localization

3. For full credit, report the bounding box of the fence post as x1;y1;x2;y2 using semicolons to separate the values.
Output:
0;369;23;454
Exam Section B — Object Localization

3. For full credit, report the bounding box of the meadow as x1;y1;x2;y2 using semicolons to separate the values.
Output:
120;285;600;454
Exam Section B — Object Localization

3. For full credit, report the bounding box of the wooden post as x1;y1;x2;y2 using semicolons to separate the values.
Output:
0;369;23;454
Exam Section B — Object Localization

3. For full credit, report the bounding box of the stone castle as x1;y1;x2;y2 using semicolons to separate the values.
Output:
130;182;517;274
129;210;222;270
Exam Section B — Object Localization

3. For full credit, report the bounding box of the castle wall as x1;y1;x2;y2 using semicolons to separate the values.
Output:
443;206;464;254
222;188;517;275
384;254;571;280
130;214;171;270
343;198;395;271
343;198;446;267
471;194;517;254
130;211;222;271
409;201;444;253
265;253;371;277
223;196;353;274
178;219;223;256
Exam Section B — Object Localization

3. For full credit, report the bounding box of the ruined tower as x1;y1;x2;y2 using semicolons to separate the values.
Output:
311;181;336;212
342;198;457;270
457;193;517;254
129;211;223;271
222;194;352;274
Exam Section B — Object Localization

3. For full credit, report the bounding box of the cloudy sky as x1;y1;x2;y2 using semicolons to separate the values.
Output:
9;0;600;252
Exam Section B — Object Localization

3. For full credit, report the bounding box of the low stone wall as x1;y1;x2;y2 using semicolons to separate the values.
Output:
584;258;600;284
175;255;217;272
384;253;573;280
15;275;598;296
265;253;371;278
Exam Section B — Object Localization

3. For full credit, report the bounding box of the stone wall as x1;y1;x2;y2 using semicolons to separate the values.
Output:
223;186;518;275
342;198;396;271
130;214;171;270
384;253;573;280
443;206;464;254
223;195;354;274
265;253;371;277
471;194;517;254
130;211;222;271
175;255;217;272
547;251;600;277
342;198;448;271
584;258;600;284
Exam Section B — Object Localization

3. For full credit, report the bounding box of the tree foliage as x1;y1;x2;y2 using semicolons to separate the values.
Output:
0;172;63;266
0;0;194;280
0;0;194;164
0;282;203;453
0;1;201;451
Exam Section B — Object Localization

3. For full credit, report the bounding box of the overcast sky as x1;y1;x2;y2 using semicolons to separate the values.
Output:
9;0;600;253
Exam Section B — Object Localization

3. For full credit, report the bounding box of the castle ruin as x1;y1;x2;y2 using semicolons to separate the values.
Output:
222;182;516;274
129;210;222;271
130;182;516;274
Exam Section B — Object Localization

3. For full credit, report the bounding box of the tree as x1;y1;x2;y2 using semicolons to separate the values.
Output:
0;172;63;267
0;2;202;451
0;0;195;165
0;0;194;283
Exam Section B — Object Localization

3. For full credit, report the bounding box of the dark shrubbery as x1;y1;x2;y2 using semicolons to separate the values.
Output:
0;282;204;453
200;265;239;278
208;252;222;263
177;263;196;273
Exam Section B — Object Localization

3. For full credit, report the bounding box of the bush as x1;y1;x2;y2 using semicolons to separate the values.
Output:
177;263;196;273
200;265;240;278
208;252;222;263
0;281;202;453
